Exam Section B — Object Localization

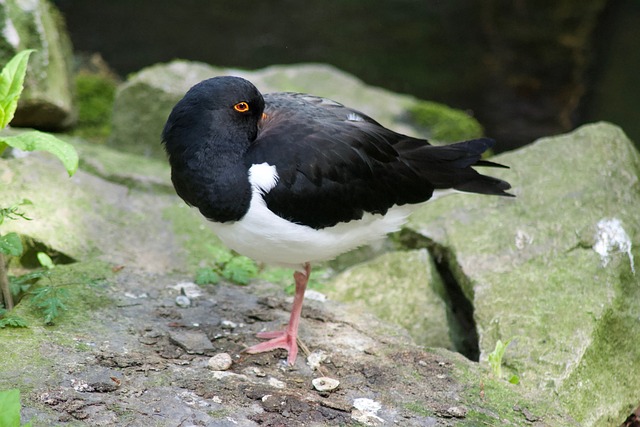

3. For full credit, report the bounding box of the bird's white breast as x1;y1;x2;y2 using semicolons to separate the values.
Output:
208;163;413;270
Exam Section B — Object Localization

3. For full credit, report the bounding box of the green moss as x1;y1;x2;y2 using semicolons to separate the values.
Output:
0;261;114;391
73;73;117;140
65;136;173;193
408;100;483;142
444;350;574;426
403;401;432;417
208;409;233;419
557;260;640;426
327;250;454;349
14;260;113;328
161;203;226;271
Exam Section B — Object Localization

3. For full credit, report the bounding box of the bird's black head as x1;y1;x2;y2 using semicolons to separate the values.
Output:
162;76;265;159
161;76;264;223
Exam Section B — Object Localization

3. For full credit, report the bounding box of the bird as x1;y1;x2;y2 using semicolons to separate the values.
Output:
161;76;513;365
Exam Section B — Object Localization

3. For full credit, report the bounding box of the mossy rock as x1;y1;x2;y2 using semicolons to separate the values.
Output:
0;0;76;130
73;73;117;140
409;100;483;142
406;122;640;426
326;249;455;350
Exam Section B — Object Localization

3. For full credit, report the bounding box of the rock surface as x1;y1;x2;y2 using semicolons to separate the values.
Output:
403;122;640;426
326;249;456;351
109;61;483;158
1;0;76;130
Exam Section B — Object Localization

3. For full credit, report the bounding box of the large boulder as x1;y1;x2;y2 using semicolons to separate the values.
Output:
109;61;483;158
0;0;76;130
326;249;457;351
381;122;638;425
0;137;213;273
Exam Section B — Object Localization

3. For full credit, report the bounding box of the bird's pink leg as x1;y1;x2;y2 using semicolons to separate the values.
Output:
245;263;311;365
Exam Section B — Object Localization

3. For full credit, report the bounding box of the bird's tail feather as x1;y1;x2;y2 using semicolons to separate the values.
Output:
414;138;514;197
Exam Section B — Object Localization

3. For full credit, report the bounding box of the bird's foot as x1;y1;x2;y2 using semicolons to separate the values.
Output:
245;329;298;365
244;263;310;366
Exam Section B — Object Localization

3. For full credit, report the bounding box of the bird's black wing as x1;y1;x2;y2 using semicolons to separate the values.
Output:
245;92;510;229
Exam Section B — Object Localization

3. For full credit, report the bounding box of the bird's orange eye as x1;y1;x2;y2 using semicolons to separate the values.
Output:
233;102;250;113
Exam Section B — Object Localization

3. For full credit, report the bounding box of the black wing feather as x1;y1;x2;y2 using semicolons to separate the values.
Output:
245;92;511;229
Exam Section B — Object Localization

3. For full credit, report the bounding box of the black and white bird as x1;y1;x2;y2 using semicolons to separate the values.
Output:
162;76;513;365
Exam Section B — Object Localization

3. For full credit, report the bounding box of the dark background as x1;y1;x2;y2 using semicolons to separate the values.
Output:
53;0;640;152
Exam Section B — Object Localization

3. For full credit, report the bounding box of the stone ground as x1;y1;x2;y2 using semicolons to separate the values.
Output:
8;264;547;427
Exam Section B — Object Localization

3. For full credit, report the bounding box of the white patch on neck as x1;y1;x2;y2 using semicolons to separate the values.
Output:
248;163;279;195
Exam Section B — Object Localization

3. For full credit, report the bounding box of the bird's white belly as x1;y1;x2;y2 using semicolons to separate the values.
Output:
210;194;412;269
208;163;413;269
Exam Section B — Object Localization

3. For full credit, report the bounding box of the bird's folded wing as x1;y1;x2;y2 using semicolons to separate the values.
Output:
245;92;435;229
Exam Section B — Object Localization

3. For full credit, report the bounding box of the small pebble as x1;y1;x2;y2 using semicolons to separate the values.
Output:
306;350;328;370
305;290;327;302
170;282;203;298
446;406;467;418
221;319;238;329
250;367;266;377
268;377;286;389
312;376;340;392
175;295;191;308
208;353;233;371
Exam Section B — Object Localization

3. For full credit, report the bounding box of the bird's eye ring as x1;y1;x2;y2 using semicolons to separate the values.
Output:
233;102;250;113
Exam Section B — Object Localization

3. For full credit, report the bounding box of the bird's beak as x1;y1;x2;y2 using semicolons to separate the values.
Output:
261;113;268;121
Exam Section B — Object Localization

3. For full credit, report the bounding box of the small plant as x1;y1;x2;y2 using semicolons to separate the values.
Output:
0;49;79;312
0;251;70;327
488;338;520;384
0;388;32;427
29;281;68;325
0;309;28;328
0;200;32;311
195;245;258;286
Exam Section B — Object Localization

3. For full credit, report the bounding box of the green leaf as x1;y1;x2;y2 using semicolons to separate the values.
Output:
258;267;293;286
9;270;49;295
206;244;234;264
195;268;220;285
0;388;21;427
0;315;29;328
0;131;79;176
222;256;258;285
36;252;55;269
30;286;68;324
488;339;510;379
0;232;23;256
508;374;520;385
0;49;35;129
0;200;31;225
